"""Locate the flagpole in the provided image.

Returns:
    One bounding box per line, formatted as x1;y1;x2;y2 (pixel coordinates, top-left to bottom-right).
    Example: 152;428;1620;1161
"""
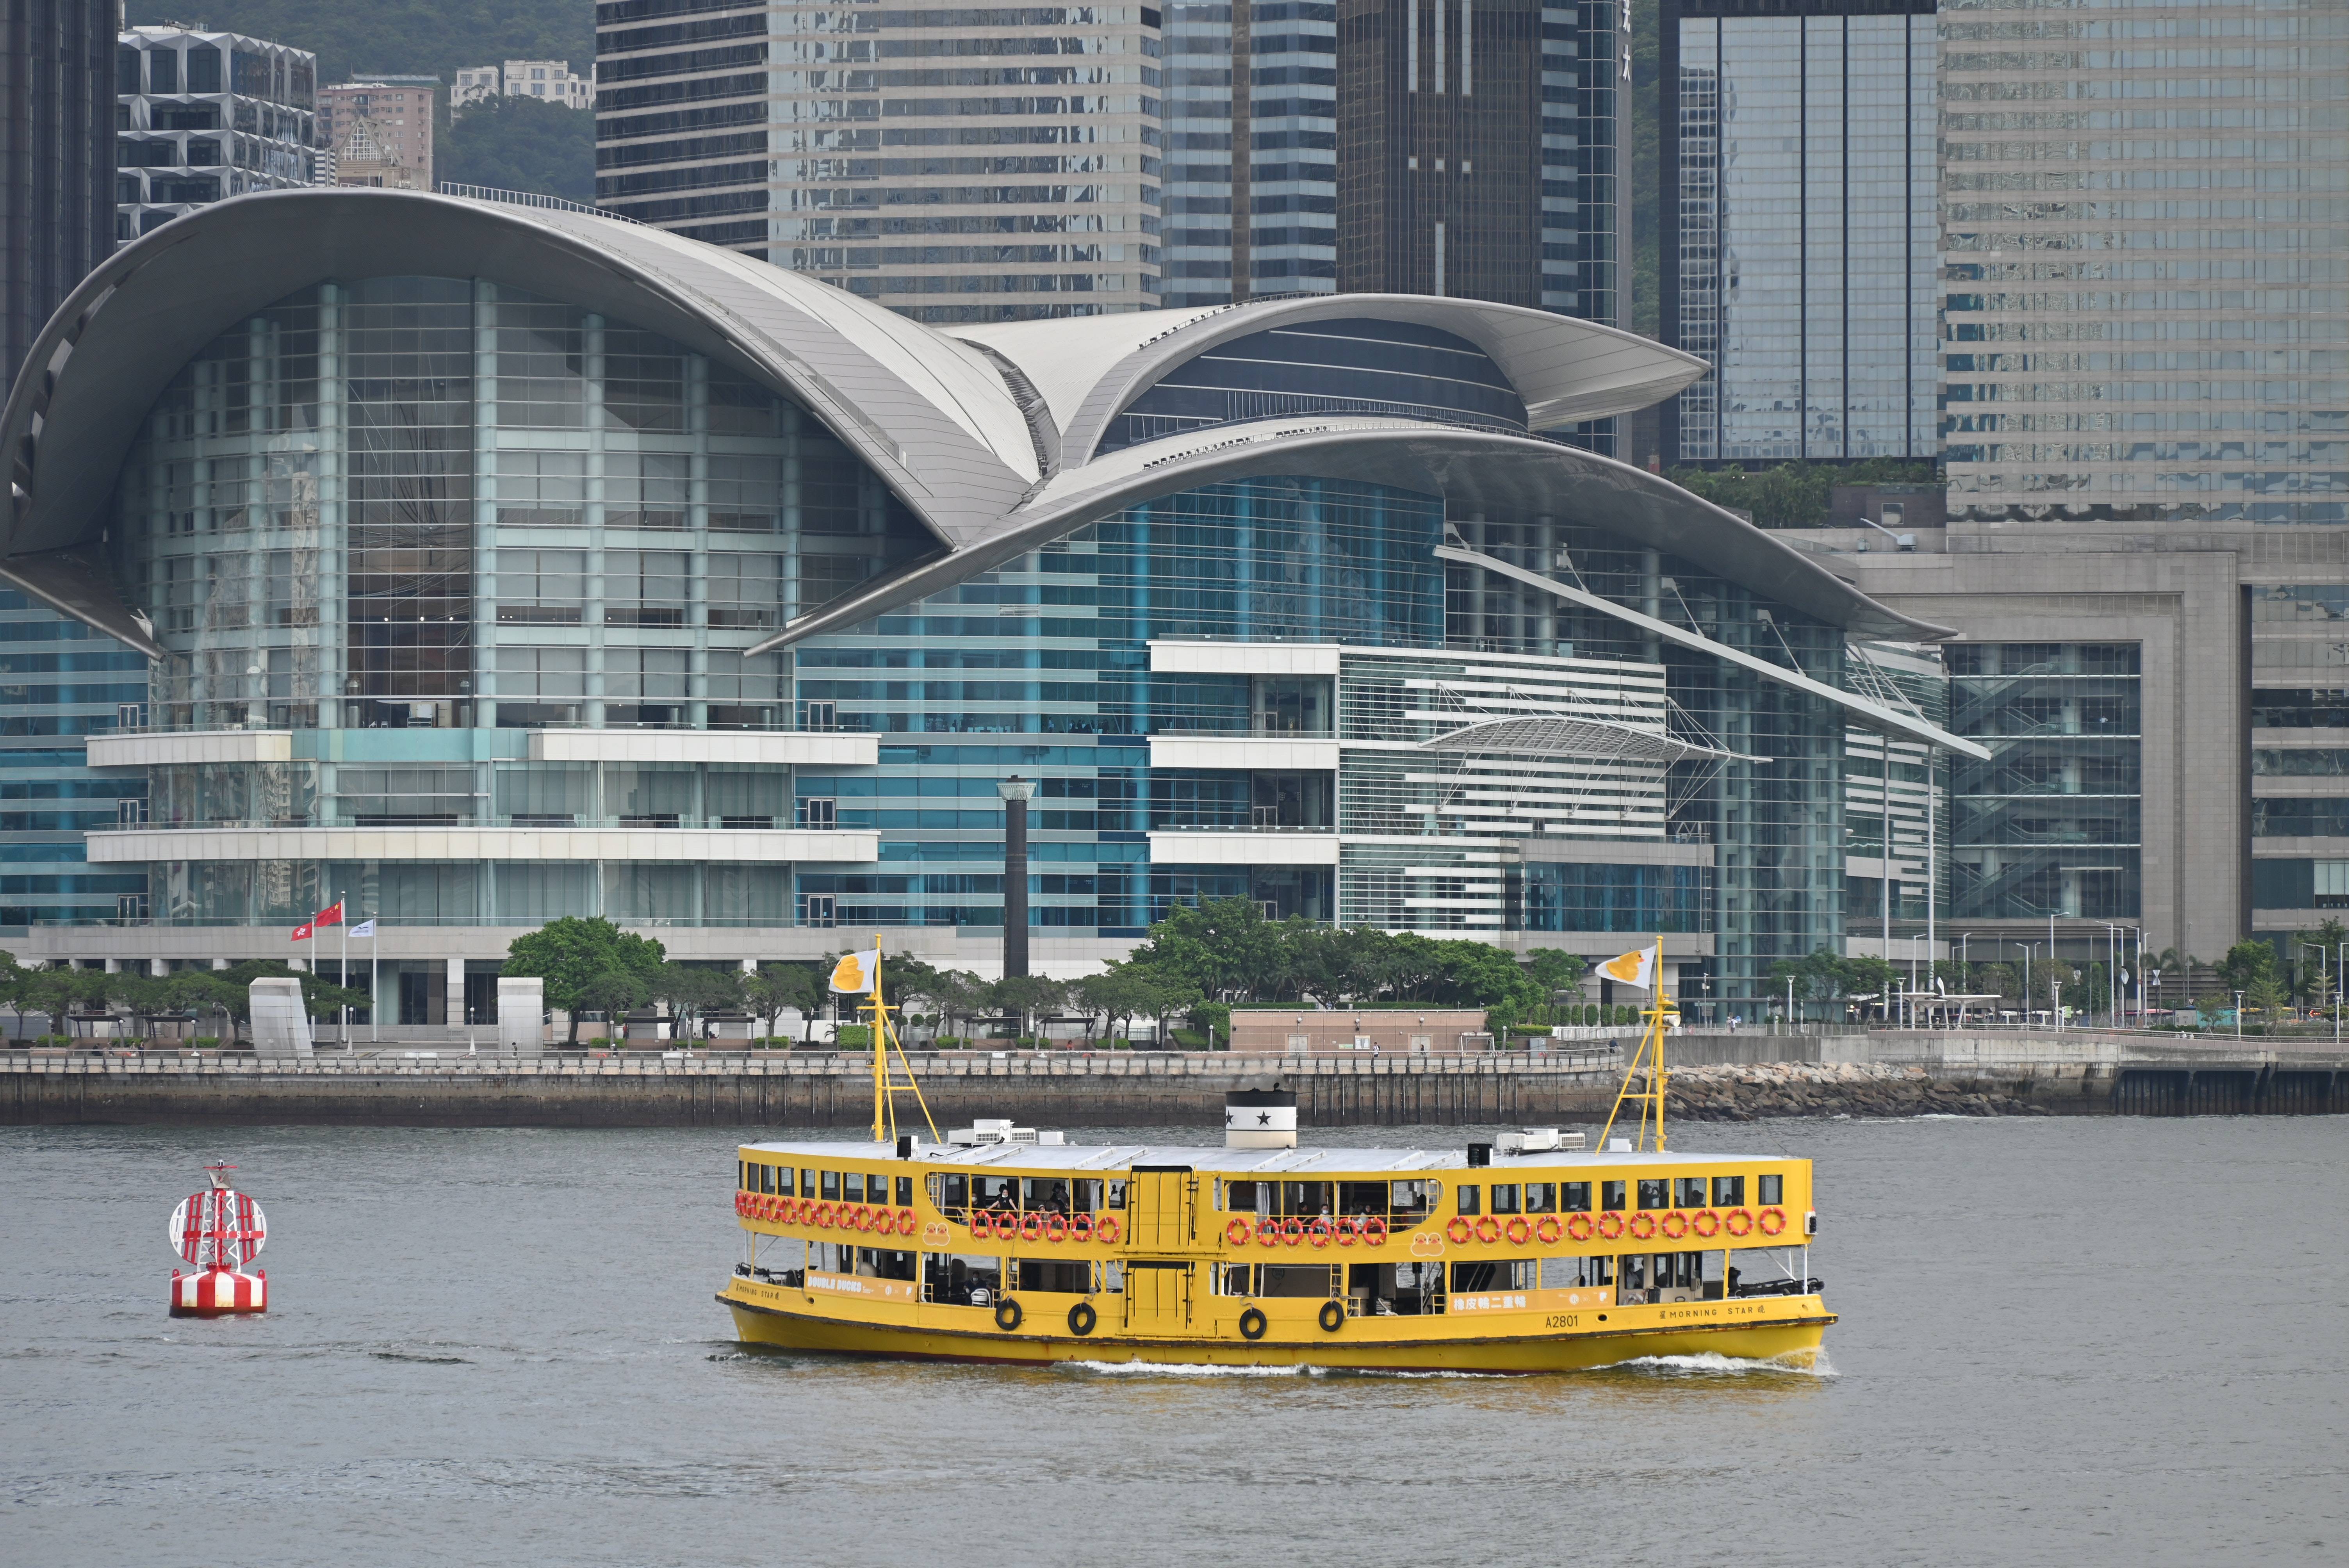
338;889;348;1048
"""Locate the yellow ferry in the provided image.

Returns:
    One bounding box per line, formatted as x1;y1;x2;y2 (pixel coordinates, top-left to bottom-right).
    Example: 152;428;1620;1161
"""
717;942;1831;1373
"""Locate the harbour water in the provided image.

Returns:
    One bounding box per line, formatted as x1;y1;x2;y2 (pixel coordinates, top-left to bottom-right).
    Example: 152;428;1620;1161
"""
3;1115;2342;1565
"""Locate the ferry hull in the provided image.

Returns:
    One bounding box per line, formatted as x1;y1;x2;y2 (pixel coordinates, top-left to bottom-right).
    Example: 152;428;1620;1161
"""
721;1290;1831;1375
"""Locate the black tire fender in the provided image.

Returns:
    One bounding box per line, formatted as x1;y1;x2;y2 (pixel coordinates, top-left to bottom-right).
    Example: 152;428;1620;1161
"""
1238;1306;1268;1341
1067;1301;1097;1336
1317;1299;1346;1334
994;1297;1023;1332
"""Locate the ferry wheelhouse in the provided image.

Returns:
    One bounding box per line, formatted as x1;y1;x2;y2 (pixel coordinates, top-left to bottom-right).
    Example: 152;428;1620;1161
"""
718;945;1831;1372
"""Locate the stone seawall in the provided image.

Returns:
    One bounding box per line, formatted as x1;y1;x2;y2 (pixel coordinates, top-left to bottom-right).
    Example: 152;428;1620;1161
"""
5;1036;2343;1127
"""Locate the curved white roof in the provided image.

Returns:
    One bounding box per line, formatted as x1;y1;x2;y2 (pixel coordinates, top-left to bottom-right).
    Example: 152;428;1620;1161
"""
0;188;1951;658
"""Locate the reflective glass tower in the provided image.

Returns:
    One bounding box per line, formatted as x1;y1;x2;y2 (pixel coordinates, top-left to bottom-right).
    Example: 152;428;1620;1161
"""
1940;0;2349;524
1660;0;1939;465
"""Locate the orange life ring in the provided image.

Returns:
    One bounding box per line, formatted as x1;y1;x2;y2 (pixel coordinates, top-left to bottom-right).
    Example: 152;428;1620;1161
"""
1308;1217;1333;1249
1627;1212;1657;1241
897;1206;917;1235
1690;1209;1721;1239
814;1201;836;1229
1504;1216;1532;1247
1335;1216;1358;1248
1474;1215;1501;1245
1362;1216;1388;1247
1071;1212;1095;1243
1722;1208;1754;1237
768;1196;785;1222
1226;1218;1252;1246
745;1194;762;1219
1445;1216;1474;1245
734;1192;747;1216
1281;1217;1305;1248
1566;1213;1595;1242
1256;1218;1281;1248
1019;1212;1044;1243
1757;1206;1787;1237
1095;1215;1121;1245
969;1211;995;1238
1044;1213;1069;1245
855;1205;879;1233
1595;1212;1625;1241
1535;1215;1563;1245
1659;1211;1690;1241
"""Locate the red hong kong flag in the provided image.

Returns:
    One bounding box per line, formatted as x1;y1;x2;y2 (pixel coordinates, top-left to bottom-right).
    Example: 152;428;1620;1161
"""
312;900;344;928
291;921;315;943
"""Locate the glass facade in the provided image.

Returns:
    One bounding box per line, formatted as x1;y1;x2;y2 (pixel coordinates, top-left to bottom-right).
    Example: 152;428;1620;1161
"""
1940;0;2349;524
0;590;150;932
1946;642;2142;921
594;2;1165;320
1160;0;1340;306
71;266;1914;1014
1336;0;1619;322
1663;0;1938;464
116;27;318;243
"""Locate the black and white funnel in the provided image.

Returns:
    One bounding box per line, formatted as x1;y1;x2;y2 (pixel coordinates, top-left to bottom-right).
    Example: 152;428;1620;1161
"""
1225;1084;1298;1149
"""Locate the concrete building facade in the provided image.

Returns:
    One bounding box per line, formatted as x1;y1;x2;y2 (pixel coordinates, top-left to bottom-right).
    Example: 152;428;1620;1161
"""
455;60;594;112
317;76;436;192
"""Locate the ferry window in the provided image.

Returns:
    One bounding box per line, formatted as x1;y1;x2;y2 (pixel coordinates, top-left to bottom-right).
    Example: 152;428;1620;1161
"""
932;1252;1002;1307
1280;1181;1333;1217
942;1174;968;1212
975;1176;1015;1212
1262;1264;1339;1298
1392;1181;1438;1217
1227;1181;1259;1212
1674;1177;1707;1209
1023;1177;1073;1212
801;1168;817;1198
843;1172;866;1204
738;1161;748;1191
1524;1182;1556;1214
1456;1185;1481;1216
1563;1181;1592;1213
1713;1175;1744;1208
760;1164;776;1195
821;1169;841;1201
1219;1263;1252;1297
1338;1181;1387;1216
1075;1178;1103;1213
862;1247;916;1282
1106;1180;1127;1209
1016;1259;1090;1294
1637;1179;1668;1211
1491;1183;1521;1215
1600;1181;1626;1212
1758;1173;1784;1206
1451;1259;1535;1293
1542;1254;1611;1288
896;1176;914;1208
775;1166;794;1195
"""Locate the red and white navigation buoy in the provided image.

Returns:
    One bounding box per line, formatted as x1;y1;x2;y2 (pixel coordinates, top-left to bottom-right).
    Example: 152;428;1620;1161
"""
168;1161;268;1317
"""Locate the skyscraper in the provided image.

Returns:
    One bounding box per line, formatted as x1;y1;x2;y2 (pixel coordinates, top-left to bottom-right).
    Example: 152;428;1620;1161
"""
1659;0;1938;465
1335;0;1619;323
116;27;319;242
2;0;114;399
594;3;1165;322
317;76;436;192
1941;0;2345;527
1159;2;1338;307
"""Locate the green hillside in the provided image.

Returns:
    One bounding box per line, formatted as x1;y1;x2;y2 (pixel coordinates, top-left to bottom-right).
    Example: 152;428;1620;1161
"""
125;1;592;88
442;96;595;205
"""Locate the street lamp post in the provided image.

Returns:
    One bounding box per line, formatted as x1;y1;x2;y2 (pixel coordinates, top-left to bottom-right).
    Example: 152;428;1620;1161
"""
2010;941;2039;1027
997;777;1034;981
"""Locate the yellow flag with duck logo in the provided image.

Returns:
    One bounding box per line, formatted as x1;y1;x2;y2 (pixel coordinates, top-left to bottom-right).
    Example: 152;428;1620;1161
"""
1597;945;1657;991
829;949;880;994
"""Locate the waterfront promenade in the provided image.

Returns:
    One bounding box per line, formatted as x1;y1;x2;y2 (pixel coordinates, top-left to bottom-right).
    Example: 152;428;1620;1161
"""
6;1032;2344;1125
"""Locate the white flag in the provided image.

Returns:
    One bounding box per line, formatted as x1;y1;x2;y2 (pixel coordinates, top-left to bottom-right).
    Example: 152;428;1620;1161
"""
348;919;376;938
1597;944;1657;991
828;949;880;994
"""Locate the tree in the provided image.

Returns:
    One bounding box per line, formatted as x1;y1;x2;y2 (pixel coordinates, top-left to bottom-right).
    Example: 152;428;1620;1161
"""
440;94;593;203
503;918;667;1043
1076;967;1165;1044
2294;918;2348;1011
988;975;1067;1042
743;962;824;1045
651;962;741;1041
1522;948;1588;999
2216;939;2286;1018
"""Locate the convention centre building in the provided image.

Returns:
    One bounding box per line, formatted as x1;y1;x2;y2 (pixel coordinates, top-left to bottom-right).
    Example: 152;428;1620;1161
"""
0;189;1977;1023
